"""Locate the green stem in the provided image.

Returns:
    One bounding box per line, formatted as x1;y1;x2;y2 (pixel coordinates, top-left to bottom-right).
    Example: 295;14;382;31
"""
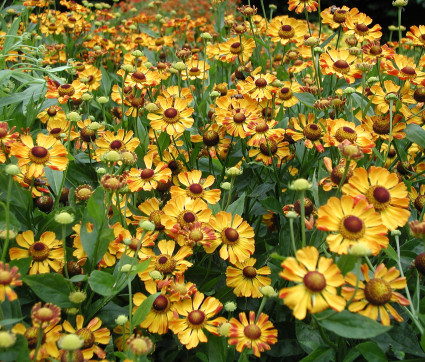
397;8;402;54
383;100;394;165
299;191;306;247
32;326;43;362
289;218;297;255
1;175;13;262
224;176;235;211
128;279;133;334
255;296;268;322
62;224;70;280
336;158;351;195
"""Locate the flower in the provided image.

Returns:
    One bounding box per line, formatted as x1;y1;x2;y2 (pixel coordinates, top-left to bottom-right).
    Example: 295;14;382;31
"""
228;311;278;357
10;133;68;178
58;334;84;351
317;195;388;255
267;16;308;46
207;211;255;264
215;36;256;64
127;154;171;192
9;230;63;274
342;263;409;326
32;302;61;326
0;262;22;301
226;258;271;298
279;246;346;320
148;95;194;135
169;291;225;349
288;0;318;14
362;113;406;141
342;166;410;230
319;49;362;84
344;12;382;43
95;129;140;161
237;73;277;101
170;170;221;204
127;335;153;355
62;315;111;360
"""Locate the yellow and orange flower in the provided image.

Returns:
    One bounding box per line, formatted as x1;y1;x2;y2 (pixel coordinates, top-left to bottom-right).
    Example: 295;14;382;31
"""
78;64;102;91
0;262;22;301
37;105;66;124
342;263;409;326
237;73;277;101
344;12;382;43
267;16;307;46
319;49;362;84
226;258;271;298
287;113;326;152
127;154;171;192
62;315;111;360
279;246;346;320
406;25;425;47
342;166;410;230
317;195;388;255
169;291;225;349
10;133;68;178
131;197;165;231
215;36;256;64
321;6;358;29
207;211;255;264
275;81;302;108
385;54;425;84
362;113;406;141
45;79;88;104
148;95;194;135
228;311;278;357
170;170;221;204
288;0;318;14
94;129;140;161
248;136;291;166
9;231;63;275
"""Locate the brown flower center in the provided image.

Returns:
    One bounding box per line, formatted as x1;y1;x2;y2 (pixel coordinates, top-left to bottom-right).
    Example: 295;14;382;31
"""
189;67;201;76
303;271;326;292
364;278;392;306
153;294;169;311
58;84;75;97
230;42;242;54
414;195;425;212
366;185;391;210
223;227;239;244
369;45;382;56
255;123;269;133
0;271;13;285
76;328;96;349
278;24;295;39
243;324;262;340
243;266;257;278
131;71;147;82
140;169;154;179
189;184;203;194
110;140;123;150
29;242;50;261
333;9;347;23
331;164;353;185
356;23;369;34
303;123;322;141
254;78;267;88
163;108;180;123
339;215;365;240
47;107;58;117
187;310;205;326
233;112;246;124
335;126;357;143
333;60;350;73
149;210;165;230
401;66;416;77
29;146;50;164
155;254;176;274
259;140;278;156
183;212;196;223
372;116;391;135
203;130;220;146
80;127;96;142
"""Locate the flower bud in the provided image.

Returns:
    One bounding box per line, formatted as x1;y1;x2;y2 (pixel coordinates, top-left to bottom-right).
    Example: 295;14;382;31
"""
55;212;75;225
259;285;277;298
97;96;109;104
348;242;372;257
0;331;16;348
343;87;356;95
81;93;93;101
145;103;159;112
105;150;121;162
121;64;135;73
58;334;84;351
290;178;311;191
221;182;231;190
121;264;134;273
69;291;87;304
224;301;237;312
226;167;243;177
149;270;163;280
139;220;155;231
201;32;212;40
217;322;231;336
115;315;128;326
304;37;319;47
173;62;187;71
5;164;20;176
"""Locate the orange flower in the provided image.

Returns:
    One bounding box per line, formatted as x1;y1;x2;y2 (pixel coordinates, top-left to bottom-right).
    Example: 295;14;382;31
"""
288;0;318;14
344;12;382;43
267;16;307;45
10;133;68;178
319;49;362;84
94;129;140;161
237;73;277;101
0;262;22;301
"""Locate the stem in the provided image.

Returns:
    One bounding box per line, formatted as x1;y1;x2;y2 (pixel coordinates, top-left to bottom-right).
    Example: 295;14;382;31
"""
62;224;70;279
224;176;235;211
289;218;297;255
383;100;394;165
397;8;402;54
336;158;351;195
299;191;306;247
1;175;13;262
255;296;268;322
32;326;43;362
128;279;133;334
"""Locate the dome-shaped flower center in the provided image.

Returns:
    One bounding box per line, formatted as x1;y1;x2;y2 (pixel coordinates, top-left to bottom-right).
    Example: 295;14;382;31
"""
80;127;96;142
372;116;390;135
35;307;54;321
223;227;239;243
189;229;204;242
303;271;326;292
255;123;269;133
364;278;392;305
294;197;314;216
30;146;50;164
331;164;353;185
47;107;58;116
155;38;165;46
414;87;425;103
279;87;293;100
107;141;123;151
356;23;369;34
183;212;196;223
401;66;416;77
49;128;62;137
259;140;278;156
233;112;246;124
58;84;75;97
128;238;140;251
333;60;350;73
29;242;50;261
303;123;322;141
131;71;147;82
366;185;391;210
335;126;357;143
414;195;425;211
187;310;206;326
123;86;132;94
203;130;220;146
230;42;242;54
333;9;347;23
189;67;201;76
189;183;203;195
369;45;382;56
76;328;96;349
254;78;267;88
339;215;365;240
278;24;295;39
243;266;257;279
153;294;169;311
243;324;262;340
163;108;180;123
155;254;176;274
140;169;154;179
0;271;12;285
262;107;273;120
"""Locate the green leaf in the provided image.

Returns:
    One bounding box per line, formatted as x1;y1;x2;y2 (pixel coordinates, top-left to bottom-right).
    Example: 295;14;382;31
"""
226;193;246;216
260;197;283;214
383;244;398;262
24;273;75;308
405;124;425;149
295;321;324;354
319;30;338;48
8;258;32;276
157;132;170;154
316;310;392;339
294;92;316;108
132;292;160;326
300;347;334;362
43;167;63;196
355;342;386;362
88;270;115;296
67;274;88;283
336;255;357;275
